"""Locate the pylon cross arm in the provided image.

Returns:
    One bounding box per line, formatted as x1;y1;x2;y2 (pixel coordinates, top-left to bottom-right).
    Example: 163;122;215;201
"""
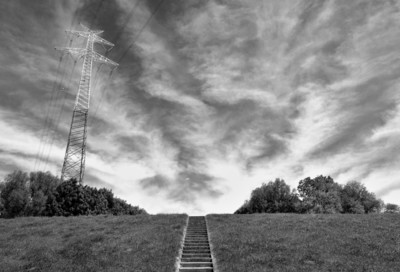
80;23;103;35
92;51;118;67
65;30;90;39
93;35;114;47
55;47;86;59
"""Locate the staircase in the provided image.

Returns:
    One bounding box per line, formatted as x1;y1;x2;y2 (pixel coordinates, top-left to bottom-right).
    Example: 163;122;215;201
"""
178;216;214;271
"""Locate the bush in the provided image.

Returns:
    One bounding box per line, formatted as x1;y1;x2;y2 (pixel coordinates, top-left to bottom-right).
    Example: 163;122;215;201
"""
46;179;147;216
28;171;60;216
385;203;400;213
298;176;342;214
235;179;299;214
235;175;384;215
112;197;147;215
341;181;382;214
0;170;30;218
0;170;146;217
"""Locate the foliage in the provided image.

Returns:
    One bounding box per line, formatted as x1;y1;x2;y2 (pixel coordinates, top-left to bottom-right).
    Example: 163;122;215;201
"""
298;175;343;214
236;175;385;215
0;170;30;217
385;203;400;213
28;171;60;216
235;179;299;214
0;170;146;218
0;182;5;216
341;181;382;214
112;197;147;215
47;179;147;216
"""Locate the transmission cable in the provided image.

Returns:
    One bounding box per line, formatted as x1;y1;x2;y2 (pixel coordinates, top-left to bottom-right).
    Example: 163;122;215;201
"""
110;0;141;45
34;56;69;171
90;69;115;126
91;0;164;125
117;0;165;63
42;60;78;172
37;57;71;171
33;56;64;171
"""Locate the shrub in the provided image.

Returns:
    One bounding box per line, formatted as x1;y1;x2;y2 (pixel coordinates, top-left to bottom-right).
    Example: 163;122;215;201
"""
0;170;146;217
385;203;400;213
0;170;30;218
341;181;382;214
46;179;147;216
112;197;147;215
297;176;342;214
235;179;299;214
28;171;60;216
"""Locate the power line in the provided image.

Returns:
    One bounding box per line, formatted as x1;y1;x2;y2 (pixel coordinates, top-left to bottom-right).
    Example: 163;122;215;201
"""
90;69;114;125
90;0;106;28
43;61;78;172
34;35;77;172
91;0;164;125
117;0;165;63
34;56;70;171
37;59;70;171
33;56;64;171
111;0;141;44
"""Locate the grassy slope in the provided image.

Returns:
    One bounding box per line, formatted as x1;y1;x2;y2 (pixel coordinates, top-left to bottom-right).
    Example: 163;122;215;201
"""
207;214;400;272
0;214;187;272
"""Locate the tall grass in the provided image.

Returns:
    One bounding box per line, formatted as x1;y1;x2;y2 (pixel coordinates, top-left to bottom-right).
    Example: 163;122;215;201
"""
207;214;400;272
0;214;187;272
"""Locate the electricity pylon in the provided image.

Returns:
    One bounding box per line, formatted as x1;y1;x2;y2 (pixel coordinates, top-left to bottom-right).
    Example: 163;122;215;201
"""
56;24;118;183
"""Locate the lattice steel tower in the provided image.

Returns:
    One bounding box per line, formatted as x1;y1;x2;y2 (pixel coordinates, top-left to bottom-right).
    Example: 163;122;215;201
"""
56;24;118;183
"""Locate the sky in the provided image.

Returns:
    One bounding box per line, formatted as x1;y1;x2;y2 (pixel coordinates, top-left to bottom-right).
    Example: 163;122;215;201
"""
1;0;400;215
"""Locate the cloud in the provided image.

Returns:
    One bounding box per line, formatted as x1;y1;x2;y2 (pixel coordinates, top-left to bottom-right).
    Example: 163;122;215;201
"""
1;0;400;214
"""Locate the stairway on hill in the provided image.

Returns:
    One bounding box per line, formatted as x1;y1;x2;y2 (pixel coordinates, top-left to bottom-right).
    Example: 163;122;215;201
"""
178;216;214;272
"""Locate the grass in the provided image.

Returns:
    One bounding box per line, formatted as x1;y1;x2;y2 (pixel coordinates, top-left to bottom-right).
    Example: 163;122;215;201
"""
207;214;400;272
0;214;187;272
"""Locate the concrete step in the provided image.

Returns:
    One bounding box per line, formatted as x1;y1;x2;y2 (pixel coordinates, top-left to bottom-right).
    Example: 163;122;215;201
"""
183;250;211;254
181;258;212;262
182;254;211;257
179;268;213;272
179;216;213;271
181;262;213;268
183;245;210;249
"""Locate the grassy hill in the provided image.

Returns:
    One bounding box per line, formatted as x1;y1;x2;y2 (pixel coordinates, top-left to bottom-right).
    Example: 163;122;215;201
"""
2;213;399;272
207;214;400;272
0;214;187;272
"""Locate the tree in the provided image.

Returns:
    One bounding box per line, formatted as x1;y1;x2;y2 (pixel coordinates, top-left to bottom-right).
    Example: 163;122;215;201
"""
0;169;147;217
385;203;400;213
0;170;30;217
297;175;342;214
235;178;299;214
46;179;147;216
341;181;382;214
52;179;91;216
111;197;147;215
28;171;60;216
235;200;251;214
0;182;5;216
85;185;108;215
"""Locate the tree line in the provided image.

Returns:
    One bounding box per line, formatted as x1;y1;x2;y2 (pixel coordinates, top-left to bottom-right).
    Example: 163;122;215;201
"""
235;175;400;214
0;170;147;218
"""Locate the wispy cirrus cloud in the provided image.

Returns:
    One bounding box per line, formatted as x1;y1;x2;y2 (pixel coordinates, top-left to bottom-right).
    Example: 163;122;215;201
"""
1;0;400;214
